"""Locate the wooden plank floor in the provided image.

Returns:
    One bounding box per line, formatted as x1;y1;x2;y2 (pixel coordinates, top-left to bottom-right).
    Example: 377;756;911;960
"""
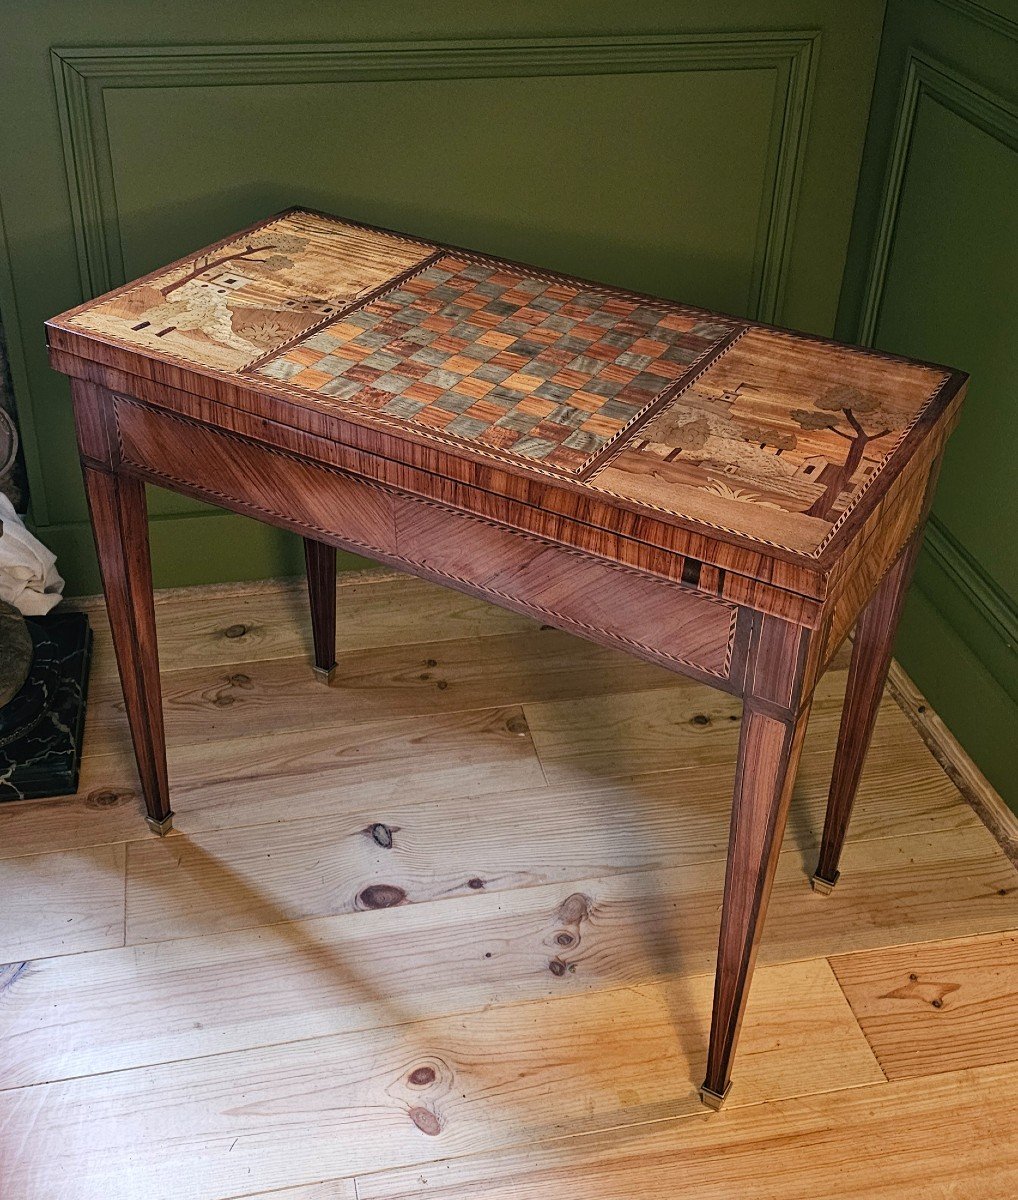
0;571;1015;1199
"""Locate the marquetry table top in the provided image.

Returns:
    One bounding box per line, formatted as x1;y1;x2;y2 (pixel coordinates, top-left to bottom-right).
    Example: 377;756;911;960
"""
47;207;966;573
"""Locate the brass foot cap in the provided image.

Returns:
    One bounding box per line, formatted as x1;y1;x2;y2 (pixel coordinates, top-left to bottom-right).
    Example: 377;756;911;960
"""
811;869;840;895
699;1082;731;1111
145;813;174;837
313;664;337;684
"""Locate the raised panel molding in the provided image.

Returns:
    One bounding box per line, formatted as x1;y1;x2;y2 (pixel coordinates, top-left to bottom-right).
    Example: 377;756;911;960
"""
50;32;820;324
855;49;1018;700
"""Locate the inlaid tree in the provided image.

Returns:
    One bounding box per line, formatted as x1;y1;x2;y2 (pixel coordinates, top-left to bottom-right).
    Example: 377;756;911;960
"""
792;386;893;519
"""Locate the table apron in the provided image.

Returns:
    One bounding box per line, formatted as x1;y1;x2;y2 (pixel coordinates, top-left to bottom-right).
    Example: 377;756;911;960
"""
105;392;749;691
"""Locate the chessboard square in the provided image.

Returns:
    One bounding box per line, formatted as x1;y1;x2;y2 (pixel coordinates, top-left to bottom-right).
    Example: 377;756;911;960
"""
557;334;592;355
344;363;383;384
503;372;544;393
569;390;606;413
692;318;737;338
494;409;539;434
462;399;505;424
645;358;685;380
452;376;495;400
441;354;479;375
445;414;492;439
565;354;603;377
421;315;456;333
490;351;529;371
474;362;513;384
401;326;433;346
466;310;502;329
579;376;623;398
481;425;525;451
658;311;699;332
533;380;574;405
499;317;532;336
485;299;517;317
361;350;404;372
628;371;669;397
304;330;344;353
600;362;637;384
449;320;483;339
511;436;556;460
287;346;325;367
460;342;498;363
488;384;525;408
433;391;476;415
516;396;557;419
598;330;633;350
413;405;457;431
313;351;358;372
478;330;516;349
411;346;449;368
521;357;561;380
562;428;607;453
344;310;379;330
404;382;444;403
615;351;655;371
381;396;429;419
552;368;589;389
291;367;335;390
542;314;576;334
431;335;468;355
509;338;545;359
582;413;620;437
661;343;697;364
373;372;413;395
599;398;642;421
632;337;669;356
423;368;463;389
258;358;304;381
547;404;589;429
317;376;362;399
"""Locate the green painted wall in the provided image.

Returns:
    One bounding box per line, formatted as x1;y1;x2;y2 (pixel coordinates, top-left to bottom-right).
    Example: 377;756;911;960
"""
0;0;884;590
837;0;1018;809
8;3;1013;805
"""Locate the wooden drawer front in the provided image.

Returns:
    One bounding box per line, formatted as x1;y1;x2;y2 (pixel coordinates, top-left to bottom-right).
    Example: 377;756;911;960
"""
114;397;739;682
392;498;738;679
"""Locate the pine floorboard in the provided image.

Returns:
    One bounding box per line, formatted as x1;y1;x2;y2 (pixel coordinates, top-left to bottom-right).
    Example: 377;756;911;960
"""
0;574;1015;1199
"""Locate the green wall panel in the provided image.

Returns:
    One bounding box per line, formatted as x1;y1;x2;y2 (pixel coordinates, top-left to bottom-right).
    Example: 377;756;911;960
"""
837;0;1018;809
0;1;883;595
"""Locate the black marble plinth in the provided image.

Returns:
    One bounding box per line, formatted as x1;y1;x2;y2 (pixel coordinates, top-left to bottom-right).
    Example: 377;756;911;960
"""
0;611;92;801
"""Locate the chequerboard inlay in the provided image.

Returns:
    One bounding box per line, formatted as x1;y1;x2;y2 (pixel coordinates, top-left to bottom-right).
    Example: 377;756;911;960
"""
252;253;741;474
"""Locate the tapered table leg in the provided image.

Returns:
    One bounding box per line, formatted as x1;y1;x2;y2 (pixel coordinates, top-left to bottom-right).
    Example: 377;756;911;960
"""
303;538;337;682
81;466;172;835
701;616;813;1109
812;534;923;893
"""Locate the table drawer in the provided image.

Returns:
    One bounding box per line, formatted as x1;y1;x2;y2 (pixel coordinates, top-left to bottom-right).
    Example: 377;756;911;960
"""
114;396;741;684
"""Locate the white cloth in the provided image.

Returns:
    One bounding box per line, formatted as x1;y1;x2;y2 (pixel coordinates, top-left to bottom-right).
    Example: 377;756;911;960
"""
0;493;64;615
